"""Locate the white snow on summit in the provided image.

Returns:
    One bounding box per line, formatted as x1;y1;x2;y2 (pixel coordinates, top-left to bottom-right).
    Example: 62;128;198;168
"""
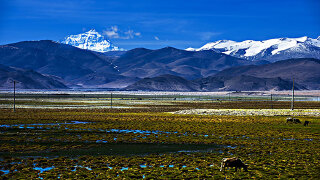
187;36;320;61
185;47;197;51
61;29;122;52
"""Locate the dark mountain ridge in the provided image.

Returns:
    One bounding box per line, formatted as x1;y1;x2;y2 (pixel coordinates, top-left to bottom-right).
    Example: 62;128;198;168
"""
0;40;319;90
0;64;68;89
125;74;200;91
126;58;318;91
213;58;320;89
114;46;267;80
0;40;130;88
0;41;267;89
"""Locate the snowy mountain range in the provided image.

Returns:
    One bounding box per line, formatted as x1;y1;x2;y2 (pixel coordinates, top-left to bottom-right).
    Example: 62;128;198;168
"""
60;29;122;52
61;30;320;62
1;40;320;90
187;36;320;62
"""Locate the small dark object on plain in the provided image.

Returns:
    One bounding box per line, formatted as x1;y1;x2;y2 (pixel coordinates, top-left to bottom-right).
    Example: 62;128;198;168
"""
304;121;310;126
293;118;301;123
220;157;248;172
286;117;293;123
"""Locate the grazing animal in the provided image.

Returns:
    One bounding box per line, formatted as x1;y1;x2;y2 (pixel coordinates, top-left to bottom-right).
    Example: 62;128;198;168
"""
293;118;301;123
220;157;248;172
286;117;293;123
304;121;310;126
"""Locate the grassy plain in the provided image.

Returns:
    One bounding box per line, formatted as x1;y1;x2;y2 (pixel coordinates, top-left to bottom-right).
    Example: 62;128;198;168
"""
0;93;319;179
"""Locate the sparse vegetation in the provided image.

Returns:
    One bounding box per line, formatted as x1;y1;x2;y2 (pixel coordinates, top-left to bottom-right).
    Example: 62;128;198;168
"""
0;95;319;179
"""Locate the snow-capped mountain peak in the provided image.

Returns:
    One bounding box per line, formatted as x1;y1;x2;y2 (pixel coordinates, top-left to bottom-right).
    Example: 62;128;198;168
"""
61;29;122;52
187;36;320;61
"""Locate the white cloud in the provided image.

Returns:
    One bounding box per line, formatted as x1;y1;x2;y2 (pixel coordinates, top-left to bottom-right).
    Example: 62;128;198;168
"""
103;26;141;39
124;30;135;39
154;36;160;40
135;32;141;36
104;31;119;39
103;26;120;39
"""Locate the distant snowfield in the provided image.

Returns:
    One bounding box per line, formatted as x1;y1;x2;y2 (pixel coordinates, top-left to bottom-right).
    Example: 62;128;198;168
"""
173;109;320;117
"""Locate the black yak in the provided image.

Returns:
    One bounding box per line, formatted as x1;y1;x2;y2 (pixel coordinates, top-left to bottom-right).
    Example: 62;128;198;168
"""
220;157;248;172
293;118;301;123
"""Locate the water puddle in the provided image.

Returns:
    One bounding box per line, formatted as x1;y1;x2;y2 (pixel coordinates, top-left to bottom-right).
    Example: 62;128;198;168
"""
72;165;92;171
1;163;204;177
120;167;129;171
2;121;314;144
105;129;176;135
34;166;55;173
0;121;91;129
96;140;108;143
279;137;314;141
0;169;9;175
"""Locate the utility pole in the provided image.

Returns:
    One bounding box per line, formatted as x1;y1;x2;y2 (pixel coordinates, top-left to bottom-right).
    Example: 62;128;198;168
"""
13;80;16;112
291;78;294;110
270;93;273;109
110;92;113;109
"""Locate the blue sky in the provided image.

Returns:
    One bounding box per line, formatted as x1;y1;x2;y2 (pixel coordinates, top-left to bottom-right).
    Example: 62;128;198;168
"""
1;0;319;49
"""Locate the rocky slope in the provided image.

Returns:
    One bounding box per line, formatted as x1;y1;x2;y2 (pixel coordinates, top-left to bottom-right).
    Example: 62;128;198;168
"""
0;40;125;88
114;47;267;80
126;74;304;91
213;58;320;89
125;74;200;91
0;64;67;89
125;58;319;91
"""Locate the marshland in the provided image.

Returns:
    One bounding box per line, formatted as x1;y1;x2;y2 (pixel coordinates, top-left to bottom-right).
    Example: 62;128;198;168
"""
0;91;319;179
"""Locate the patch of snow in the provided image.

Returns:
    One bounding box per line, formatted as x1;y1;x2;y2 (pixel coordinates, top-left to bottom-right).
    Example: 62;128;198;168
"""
295;36;308;42
245;39;279;56
222;50;233;55
271;38;297;55
308;37;320;47
185;47;196;51
198;40;237;51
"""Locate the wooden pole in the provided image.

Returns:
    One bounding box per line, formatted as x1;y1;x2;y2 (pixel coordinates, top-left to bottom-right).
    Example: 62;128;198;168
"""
111;92;113;109
270;93;273;109
291;78;294;110
13;80;16;112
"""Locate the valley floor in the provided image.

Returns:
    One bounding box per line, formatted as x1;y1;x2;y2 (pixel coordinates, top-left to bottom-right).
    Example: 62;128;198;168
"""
0;92;319;179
